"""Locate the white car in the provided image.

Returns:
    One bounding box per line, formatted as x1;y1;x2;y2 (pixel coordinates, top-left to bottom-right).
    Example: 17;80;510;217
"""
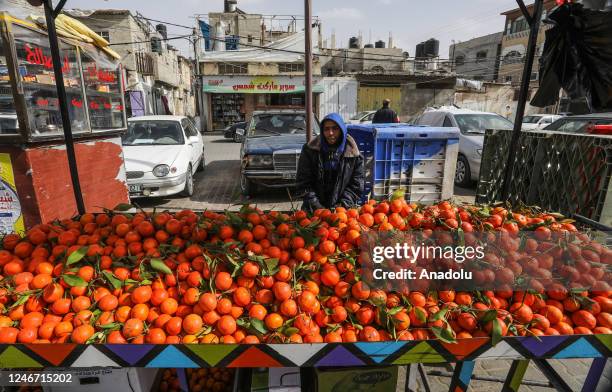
347;111;376;124
122;116;205;198
522;114;563;130
414;107;514;187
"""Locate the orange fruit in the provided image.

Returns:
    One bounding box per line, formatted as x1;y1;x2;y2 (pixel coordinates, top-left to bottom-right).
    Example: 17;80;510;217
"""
71;325;95;344
217;315;237;335
182;314;203;335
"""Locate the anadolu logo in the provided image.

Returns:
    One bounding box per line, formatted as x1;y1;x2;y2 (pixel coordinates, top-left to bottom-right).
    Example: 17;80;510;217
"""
352;371;392;384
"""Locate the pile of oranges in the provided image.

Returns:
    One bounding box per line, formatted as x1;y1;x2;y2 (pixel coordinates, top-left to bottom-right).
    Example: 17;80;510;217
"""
156;368;181;392
186;368;235;392
0;198;610;345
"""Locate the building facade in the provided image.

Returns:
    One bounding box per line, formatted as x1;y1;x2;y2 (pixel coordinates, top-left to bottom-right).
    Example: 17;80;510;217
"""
322;47;409;76
65;9;194;118
498;0;557;86
199;32;323;131
449;32;503;81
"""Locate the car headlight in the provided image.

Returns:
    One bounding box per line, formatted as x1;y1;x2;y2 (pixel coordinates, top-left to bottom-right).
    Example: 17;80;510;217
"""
153;164;170;177
245;155;273;168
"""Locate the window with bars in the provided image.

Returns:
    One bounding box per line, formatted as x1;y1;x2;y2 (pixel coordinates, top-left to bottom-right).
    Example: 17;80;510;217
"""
279;63;305;73
218;62;248;74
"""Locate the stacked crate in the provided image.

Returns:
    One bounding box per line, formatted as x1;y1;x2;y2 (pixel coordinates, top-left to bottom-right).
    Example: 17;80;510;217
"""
347;124;459;203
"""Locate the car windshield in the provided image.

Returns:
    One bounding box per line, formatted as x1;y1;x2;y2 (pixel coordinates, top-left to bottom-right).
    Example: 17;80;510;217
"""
123;121;184;146
523;115;542;124
249;113;319;137
350;111;370;120
544;118;612;133
454;114;513;134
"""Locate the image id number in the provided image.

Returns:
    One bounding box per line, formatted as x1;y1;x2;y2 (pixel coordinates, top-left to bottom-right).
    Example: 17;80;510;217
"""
6;372;73;385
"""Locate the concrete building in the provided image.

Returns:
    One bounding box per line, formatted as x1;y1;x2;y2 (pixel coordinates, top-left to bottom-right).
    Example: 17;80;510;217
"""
176;56;195;117
63;9;194;117
346;73;457;121
199;32;323;130
2;0;40;17
201;0;296;52
449;32;503;81
453;81;551;118
498;0;557;86
322;47;408;76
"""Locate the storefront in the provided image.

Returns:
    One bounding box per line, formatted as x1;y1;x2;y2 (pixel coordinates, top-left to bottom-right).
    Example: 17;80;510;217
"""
0;13;129;230
202;75;324;130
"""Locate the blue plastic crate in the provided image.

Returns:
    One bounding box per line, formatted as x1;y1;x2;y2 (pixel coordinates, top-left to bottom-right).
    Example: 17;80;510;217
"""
347;124;459;202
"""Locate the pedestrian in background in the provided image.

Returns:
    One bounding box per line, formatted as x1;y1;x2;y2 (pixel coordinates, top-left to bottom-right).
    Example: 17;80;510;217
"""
372;99;400;124
505;105;513;120
296;113;364;213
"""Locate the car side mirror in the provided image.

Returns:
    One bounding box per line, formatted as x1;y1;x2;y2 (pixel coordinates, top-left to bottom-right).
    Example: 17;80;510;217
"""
235;128;245;141
189;136;199;143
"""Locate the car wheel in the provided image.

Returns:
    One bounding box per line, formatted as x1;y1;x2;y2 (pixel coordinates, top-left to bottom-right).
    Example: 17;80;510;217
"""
454;154;472;187
240;173;256;197
181;164;194;197
197;152;205;172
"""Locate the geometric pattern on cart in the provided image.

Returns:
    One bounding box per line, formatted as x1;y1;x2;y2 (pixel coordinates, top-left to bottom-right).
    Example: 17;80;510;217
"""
0;335;609;368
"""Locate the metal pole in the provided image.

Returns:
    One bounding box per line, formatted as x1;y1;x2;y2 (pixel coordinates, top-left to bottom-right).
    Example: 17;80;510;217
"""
43;0;86;215
451;40;455;73
304;0;313;142
192;28;201;118
500;0;544;201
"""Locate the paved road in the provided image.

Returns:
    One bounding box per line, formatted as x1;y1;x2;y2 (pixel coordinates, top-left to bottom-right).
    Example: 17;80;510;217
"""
136;133;476;211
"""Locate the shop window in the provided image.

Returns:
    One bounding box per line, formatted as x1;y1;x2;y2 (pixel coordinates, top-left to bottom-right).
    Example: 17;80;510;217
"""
13;25;88;136
81;45;125;130
211;94;244;129
0;31;19;135
218;62;248;74
279;63;305;73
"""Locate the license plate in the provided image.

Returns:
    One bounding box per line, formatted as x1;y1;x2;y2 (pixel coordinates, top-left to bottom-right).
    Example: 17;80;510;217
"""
129;184;142;193
282;172;296;180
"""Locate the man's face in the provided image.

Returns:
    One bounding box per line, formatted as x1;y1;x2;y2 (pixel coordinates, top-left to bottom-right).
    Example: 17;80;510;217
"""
322;120;341;145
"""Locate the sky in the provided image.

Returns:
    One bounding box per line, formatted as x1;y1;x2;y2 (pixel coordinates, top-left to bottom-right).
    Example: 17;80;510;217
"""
58;0;521;57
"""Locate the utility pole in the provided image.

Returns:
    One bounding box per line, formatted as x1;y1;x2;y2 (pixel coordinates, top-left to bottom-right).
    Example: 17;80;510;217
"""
41;0;86;214
501;0;544;201
192;26;202;130
305;0;313;142
450;40;456;73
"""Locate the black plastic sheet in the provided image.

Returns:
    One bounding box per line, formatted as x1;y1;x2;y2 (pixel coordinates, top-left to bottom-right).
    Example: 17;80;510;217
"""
531;4;612;111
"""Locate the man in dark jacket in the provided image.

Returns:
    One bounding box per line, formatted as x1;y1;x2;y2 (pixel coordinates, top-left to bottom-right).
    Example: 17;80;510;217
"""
296;113;364;213
372;99;400;124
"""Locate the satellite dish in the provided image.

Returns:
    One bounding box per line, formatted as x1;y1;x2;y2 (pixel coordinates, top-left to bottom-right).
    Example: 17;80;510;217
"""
26;0;44;6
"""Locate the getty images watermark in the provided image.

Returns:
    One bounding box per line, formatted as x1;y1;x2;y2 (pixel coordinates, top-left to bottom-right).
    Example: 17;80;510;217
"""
359;229;611;293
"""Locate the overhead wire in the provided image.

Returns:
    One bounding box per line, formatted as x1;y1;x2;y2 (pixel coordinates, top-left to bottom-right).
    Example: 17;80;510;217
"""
124;14;525;64
89;12;536;85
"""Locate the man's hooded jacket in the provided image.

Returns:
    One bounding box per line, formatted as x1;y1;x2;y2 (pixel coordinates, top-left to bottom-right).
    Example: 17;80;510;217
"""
296;113;364;212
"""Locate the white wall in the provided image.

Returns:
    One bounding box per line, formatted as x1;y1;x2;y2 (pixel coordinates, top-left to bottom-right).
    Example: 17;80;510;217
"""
319;77;358;121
